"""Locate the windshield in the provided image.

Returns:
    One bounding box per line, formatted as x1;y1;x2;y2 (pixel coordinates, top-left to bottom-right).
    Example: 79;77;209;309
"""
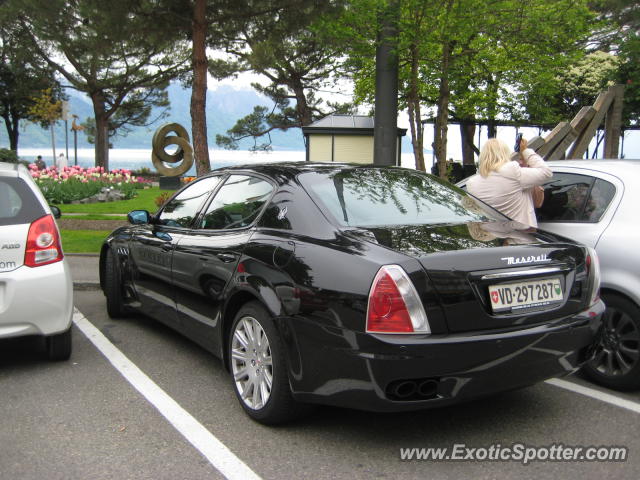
299;167;507;228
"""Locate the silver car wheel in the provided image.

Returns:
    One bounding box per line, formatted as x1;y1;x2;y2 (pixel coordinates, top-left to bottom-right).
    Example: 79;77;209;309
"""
231;315;273;410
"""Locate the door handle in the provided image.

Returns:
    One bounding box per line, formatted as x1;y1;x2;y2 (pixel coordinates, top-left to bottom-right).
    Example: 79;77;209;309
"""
161;243;175;252
217;253;237;263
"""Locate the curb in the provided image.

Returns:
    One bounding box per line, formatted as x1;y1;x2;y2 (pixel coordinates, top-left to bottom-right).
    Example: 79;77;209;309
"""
63;213;125;217
74;282;101;291
66;252;100;257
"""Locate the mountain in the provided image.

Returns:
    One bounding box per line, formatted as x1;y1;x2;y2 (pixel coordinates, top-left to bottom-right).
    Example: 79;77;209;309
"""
3;81;419;154
2;82;306;152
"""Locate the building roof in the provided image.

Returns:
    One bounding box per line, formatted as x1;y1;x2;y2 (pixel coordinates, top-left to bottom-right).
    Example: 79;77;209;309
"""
302;115;406;136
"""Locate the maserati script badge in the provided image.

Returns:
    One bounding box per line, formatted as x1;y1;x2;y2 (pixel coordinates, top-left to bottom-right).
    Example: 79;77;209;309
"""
500;254;550;265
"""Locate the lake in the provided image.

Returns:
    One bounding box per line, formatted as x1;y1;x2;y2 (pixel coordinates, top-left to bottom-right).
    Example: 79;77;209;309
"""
17;126;640;175
17;147;422;173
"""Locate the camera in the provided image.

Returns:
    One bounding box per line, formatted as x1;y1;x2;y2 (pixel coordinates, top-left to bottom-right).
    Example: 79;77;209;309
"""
514;133;523;152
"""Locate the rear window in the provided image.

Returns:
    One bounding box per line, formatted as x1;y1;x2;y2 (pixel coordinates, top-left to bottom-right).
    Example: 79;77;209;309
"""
299;168;506;227
0;177;45;226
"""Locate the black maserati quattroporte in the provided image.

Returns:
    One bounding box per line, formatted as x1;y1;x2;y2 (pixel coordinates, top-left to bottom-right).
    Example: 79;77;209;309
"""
100;163;604;424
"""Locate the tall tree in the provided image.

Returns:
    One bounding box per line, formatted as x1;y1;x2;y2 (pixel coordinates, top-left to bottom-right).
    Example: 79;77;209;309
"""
13;0;189;170
152;0;335;173
215;1;348;151
588;0;639;51
346;0;594;175
190;0;210;175
0;19;62;151
617;33;640;125
27;88;62;161
524;50;619;125
589;0;640;125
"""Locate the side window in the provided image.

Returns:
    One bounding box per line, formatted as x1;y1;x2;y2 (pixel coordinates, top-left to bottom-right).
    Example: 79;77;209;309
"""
200;175;274;230
584;178;616;222
157;176;221;228
537;173;594;222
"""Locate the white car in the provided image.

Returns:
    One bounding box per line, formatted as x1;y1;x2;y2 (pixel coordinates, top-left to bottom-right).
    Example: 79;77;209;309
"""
459;159;640;390
0;161;73;360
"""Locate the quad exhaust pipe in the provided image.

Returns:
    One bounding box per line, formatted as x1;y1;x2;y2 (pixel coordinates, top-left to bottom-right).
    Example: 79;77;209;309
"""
387;379;439;400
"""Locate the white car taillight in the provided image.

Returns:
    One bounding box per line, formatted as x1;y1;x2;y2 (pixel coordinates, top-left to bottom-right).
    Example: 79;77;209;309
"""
586;247;601;306
366;265;430;334
24;214;63;267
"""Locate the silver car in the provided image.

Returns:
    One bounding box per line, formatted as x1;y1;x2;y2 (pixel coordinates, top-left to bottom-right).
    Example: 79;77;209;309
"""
0;162;73;360
536;160;640;390
459;160;640;390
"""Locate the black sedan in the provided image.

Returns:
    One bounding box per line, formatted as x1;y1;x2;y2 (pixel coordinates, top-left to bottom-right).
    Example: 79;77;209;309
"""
100;163;604;424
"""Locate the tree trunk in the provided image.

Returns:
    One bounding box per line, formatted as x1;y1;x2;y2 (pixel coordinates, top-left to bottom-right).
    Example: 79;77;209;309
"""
407;43;425;171
460;120;477;165
292;80;312;126
191;0;210;176
486;75;499;139
487;120;497;139
91;92;110;171
10;123;18;151
2;113;19;151
434;42;451;178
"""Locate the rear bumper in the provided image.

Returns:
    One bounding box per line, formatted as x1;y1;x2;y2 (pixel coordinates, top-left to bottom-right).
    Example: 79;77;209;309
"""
282;301;604;411
0;259;73;338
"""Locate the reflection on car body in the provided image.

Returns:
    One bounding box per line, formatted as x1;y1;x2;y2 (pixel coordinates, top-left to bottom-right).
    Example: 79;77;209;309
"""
101;163;604;424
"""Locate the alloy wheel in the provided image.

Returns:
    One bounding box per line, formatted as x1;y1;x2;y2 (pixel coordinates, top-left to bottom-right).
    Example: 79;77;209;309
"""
231;315;273;410
590;305;640;377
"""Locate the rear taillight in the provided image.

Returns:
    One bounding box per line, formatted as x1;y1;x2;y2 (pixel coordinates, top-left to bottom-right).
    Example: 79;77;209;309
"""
24;214;63;267
366;265;430;334
586;247;601;306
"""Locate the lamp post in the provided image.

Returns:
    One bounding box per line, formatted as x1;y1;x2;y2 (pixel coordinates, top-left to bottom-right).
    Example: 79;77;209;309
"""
373;0;399;166
61;101;70;162
71;114;84;166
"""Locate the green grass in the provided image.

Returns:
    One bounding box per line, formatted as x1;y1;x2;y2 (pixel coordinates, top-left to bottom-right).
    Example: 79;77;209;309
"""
62;214;128;221
56;187;162;214
61;230;111;253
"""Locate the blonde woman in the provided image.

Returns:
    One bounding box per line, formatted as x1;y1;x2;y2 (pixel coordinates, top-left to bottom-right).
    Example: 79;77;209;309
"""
466;137;551;227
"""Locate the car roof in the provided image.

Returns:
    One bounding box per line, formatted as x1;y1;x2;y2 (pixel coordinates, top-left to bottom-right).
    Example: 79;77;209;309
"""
208;162;414;184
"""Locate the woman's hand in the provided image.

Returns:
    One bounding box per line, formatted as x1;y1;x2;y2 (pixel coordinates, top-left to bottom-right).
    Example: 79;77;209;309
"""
519;137;530;165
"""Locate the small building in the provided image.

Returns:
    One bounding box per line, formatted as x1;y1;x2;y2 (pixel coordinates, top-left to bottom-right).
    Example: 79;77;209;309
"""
302;115;406;165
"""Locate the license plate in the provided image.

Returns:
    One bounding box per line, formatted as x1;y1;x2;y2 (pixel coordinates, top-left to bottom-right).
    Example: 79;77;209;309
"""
488;277;563;313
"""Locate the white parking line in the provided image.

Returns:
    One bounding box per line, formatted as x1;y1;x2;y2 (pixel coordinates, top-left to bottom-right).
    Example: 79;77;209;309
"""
72;309;262;480
546;378;640;414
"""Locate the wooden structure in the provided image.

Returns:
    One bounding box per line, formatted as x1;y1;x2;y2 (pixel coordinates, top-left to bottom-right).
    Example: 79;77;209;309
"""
302;115;406;165
525;84;625;160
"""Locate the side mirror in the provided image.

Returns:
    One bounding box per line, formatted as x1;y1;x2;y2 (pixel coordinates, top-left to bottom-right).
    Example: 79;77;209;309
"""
128;209;151;225
50;205;61;219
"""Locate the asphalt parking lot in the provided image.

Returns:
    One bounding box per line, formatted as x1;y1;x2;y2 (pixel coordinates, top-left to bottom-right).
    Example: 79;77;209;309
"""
2;288;640;480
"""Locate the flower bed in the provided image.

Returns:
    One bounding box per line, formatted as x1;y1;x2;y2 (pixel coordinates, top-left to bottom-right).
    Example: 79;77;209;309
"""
29;164;150;204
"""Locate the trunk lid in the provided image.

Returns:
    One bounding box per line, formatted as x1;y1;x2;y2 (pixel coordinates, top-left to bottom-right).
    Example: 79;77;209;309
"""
345;221;591;333
0;224;28;272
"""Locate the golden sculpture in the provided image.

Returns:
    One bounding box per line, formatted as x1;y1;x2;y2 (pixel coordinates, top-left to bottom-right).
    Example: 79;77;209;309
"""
151;123;194;176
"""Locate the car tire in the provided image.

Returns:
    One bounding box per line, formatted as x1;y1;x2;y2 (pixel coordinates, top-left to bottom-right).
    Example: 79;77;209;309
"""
582;293;640;390
228;301;308;424
104;248;128;318
46;326;72;361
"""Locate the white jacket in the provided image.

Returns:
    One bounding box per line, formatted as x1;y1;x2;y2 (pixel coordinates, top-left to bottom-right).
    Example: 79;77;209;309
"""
466;149;552;227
